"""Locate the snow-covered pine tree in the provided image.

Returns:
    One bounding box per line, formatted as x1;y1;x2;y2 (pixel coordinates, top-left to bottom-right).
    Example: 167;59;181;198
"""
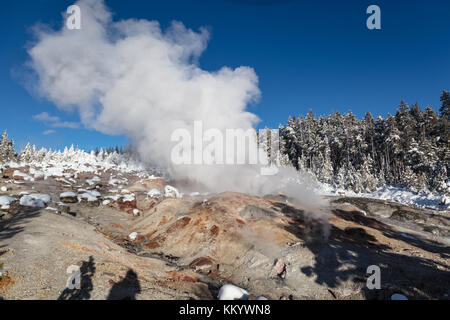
0;131;17;163
20;143;33;163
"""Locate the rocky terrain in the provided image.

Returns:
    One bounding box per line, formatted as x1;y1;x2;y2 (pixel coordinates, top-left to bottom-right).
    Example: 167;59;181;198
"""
0;162;449;300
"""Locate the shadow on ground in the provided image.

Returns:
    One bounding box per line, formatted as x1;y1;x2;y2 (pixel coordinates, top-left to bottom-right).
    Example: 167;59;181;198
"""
107;269;141;300
272;201;450;299
58;256;96;300
0;208;41;243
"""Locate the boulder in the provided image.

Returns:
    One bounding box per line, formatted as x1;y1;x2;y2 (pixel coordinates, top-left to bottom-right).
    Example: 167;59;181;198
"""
59;192;78;204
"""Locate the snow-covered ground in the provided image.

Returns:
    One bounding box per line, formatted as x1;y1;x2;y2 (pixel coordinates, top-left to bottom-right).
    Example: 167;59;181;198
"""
318;183;450;210
1;146;164;182
1;146;448;211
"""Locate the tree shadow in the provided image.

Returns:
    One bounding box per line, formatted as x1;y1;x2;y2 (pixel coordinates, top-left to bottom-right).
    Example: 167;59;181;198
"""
272;202;450;299
0;207;41;243
58;256;96;300
106;269;141;300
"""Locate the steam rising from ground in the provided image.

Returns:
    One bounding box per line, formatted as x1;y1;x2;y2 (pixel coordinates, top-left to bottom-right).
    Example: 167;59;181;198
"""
26;0;326;209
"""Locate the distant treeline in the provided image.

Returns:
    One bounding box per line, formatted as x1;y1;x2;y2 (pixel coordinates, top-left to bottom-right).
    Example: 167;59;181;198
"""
260;90;449;194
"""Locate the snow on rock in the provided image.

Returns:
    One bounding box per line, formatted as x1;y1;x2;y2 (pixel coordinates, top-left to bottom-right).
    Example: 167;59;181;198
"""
13;170;34;181
60;191;77;198
147;189;162;198
217;284;249;300
86;176;101;185
60;191;78;203
0;196;17;210
164;185;182;198
128;232;138;241
102;199;111;205
109;176;128;186
255;296;268;300
20;194;51;208
104;193;135;203
0;186;7;192
121;194;135;202
132;209;140;216
391;293;408;300
78;190;101;202
105;194;121;201
29;167;44;180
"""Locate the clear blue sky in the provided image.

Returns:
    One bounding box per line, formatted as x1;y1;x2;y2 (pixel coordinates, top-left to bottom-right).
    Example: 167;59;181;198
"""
1;0;449;151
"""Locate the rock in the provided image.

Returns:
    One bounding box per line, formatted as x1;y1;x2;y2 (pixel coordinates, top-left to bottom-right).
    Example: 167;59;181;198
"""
189;256;215;273
13;170;33;181
117;195;137;213
56;202;70;213
272;259;286;279
218;284;249;300
1;167;14;179
79;198;100;207
59;192;78;203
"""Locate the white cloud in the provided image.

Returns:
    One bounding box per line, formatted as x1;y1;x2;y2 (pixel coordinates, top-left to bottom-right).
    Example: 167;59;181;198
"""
33;112;59;122
42;129;56;135
50;121;80;129
32;112;79;129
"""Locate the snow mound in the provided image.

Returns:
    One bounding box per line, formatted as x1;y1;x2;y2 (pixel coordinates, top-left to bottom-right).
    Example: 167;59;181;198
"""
20;194;51;208
217;284;249;300
164;185;182;198
128;232;138;240
78;190;101;202
147;189;162;198
0;196;17;209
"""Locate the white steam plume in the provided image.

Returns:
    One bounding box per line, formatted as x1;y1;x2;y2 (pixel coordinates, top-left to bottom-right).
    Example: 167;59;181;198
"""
26;0;326;209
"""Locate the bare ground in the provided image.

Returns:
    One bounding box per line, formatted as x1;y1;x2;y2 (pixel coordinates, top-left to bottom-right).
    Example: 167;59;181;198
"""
0;168;449;300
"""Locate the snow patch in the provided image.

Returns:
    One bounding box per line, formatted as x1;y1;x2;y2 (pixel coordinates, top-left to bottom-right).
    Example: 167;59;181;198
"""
218;284;249;300
20;193;51;208
0;196;17;209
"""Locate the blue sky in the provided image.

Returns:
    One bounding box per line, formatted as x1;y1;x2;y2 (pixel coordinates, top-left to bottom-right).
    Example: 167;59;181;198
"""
0;0;449;151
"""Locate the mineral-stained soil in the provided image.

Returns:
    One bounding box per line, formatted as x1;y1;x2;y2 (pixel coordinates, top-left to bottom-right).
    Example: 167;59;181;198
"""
0;167;449;300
